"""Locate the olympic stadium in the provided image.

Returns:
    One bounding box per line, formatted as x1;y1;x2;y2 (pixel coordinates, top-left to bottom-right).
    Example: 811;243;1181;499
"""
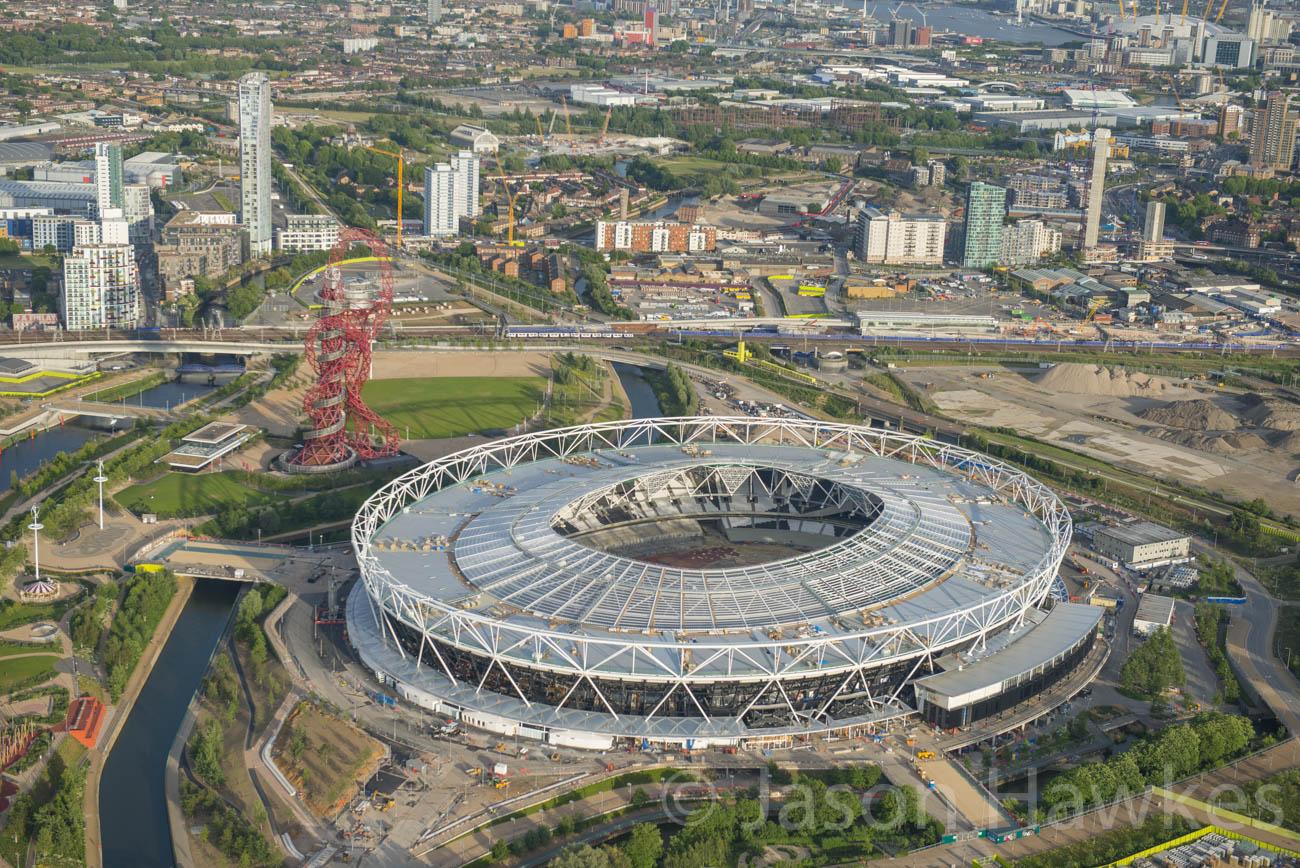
347;417;1100;751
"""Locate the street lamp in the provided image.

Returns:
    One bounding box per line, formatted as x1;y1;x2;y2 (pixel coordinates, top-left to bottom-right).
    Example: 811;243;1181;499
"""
28;506;43;581
94;460;107;530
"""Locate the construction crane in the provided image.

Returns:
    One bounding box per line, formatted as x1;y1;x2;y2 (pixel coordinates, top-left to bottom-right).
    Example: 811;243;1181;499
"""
1202;0;1214;20
1117;0;1127;21
1084;297;1108;322
559;95;574;138
1167;73;1187;130
365;145;405;248
494;162;524;247
535;114;546;144
597;106;613;145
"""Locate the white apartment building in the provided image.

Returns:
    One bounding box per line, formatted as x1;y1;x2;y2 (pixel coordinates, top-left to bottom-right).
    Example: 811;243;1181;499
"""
856;207;946;266
93;142;124;217
276;214;341;253
123;184;154;246
423;151;480;236
1000;220;1062;266
61;244;140;330
33;215;101;252
238;72;273;257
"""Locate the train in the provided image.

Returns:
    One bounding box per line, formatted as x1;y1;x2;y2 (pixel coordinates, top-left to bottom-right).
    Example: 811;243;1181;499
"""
503;326;638;339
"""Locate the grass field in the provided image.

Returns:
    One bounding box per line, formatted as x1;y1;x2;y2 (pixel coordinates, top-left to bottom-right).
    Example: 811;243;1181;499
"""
361;376;545;439
115;472;266;516
0;655;59;692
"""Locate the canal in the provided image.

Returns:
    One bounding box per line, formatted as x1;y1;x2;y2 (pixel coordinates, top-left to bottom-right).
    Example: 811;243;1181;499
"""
100;579;241;868
0;376;219;497
612;362;663;420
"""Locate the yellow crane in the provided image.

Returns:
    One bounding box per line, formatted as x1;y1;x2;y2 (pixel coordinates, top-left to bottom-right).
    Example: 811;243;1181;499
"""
560;96;573;138
1084;297;1108;322
600;105;616;144
1167;74;1187;131
1214;0;1230;23
535;114;545;143
365;145;405;248
494;162;524;247
1180;0;1189;22
1117;0;1127;21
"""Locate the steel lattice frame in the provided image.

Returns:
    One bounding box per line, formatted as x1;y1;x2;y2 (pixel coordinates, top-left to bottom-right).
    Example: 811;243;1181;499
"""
292;228;399;466
351;417;1072;739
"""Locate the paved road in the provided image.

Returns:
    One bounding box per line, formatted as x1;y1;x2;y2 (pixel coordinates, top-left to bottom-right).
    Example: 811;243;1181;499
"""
1216;547;1300;734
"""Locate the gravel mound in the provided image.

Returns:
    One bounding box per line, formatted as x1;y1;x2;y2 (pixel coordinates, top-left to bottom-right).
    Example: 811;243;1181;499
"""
1239;394;1300;432
1038;363;1177;397
1138;399;1239;431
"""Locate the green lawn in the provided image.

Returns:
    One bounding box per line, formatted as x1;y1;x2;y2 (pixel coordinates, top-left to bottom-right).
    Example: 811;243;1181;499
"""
0;655;59;692
361;376;545;439
115;471;266;517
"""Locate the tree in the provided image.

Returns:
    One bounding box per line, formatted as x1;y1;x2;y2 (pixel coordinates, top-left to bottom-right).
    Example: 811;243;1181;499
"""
623;823;663;868
1120;627;1185;699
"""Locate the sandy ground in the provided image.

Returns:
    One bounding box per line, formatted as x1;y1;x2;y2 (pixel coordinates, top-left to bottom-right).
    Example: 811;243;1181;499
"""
234;376;310;437
905;365;1300;513
371;350;551;380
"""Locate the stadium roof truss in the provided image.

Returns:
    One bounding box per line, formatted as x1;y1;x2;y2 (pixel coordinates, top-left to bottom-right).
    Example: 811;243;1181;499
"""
352;417;1071;737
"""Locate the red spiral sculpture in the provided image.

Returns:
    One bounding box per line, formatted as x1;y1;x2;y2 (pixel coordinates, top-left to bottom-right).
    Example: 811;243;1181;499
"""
290;228;399;467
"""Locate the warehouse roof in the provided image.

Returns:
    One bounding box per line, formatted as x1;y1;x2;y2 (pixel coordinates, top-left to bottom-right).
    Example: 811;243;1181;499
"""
1096;521;1187;547
1134;593;1175;627
0;142;55;165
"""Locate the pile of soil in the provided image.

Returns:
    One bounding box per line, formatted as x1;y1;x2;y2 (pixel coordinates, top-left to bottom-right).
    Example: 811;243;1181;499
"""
1240;393;1300;432
1038;363;1178;397
1138;399;1239;431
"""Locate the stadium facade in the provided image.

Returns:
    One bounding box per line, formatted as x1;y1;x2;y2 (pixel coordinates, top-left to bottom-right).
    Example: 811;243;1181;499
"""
348;417;1090;750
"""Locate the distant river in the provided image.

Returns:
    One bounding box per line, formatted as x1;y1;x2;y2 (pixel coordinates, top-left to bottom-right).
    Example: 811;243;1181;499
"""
838;1;1087;45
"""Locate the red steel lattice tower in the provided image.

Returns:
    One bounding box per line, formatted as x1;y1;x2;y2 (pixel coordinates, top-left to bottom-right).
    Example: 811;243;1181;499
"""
291;228;399;467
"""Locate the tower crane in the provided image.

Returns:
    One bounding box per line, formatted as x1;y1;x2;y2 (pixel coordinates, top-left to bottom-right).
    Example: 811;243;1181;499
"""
365;145;405;248
494;162;524;247
1167;73;1187;129
535;114;546;144
559;95;574;139
598;106;613;145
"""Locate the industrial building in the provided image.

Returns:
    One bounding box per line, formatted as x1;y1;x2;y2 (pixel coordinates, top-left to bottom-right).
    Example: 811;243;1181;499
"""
855;310;999;335
1092;521;1190;568
448;124;500;155
1133;593;1176;637
348;418;1074;749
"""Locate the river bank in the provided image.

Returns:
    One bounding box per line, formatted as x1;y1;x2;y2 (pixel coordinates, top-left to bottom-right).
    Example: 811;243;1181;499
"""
97;579;241;868
85;573;195;868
